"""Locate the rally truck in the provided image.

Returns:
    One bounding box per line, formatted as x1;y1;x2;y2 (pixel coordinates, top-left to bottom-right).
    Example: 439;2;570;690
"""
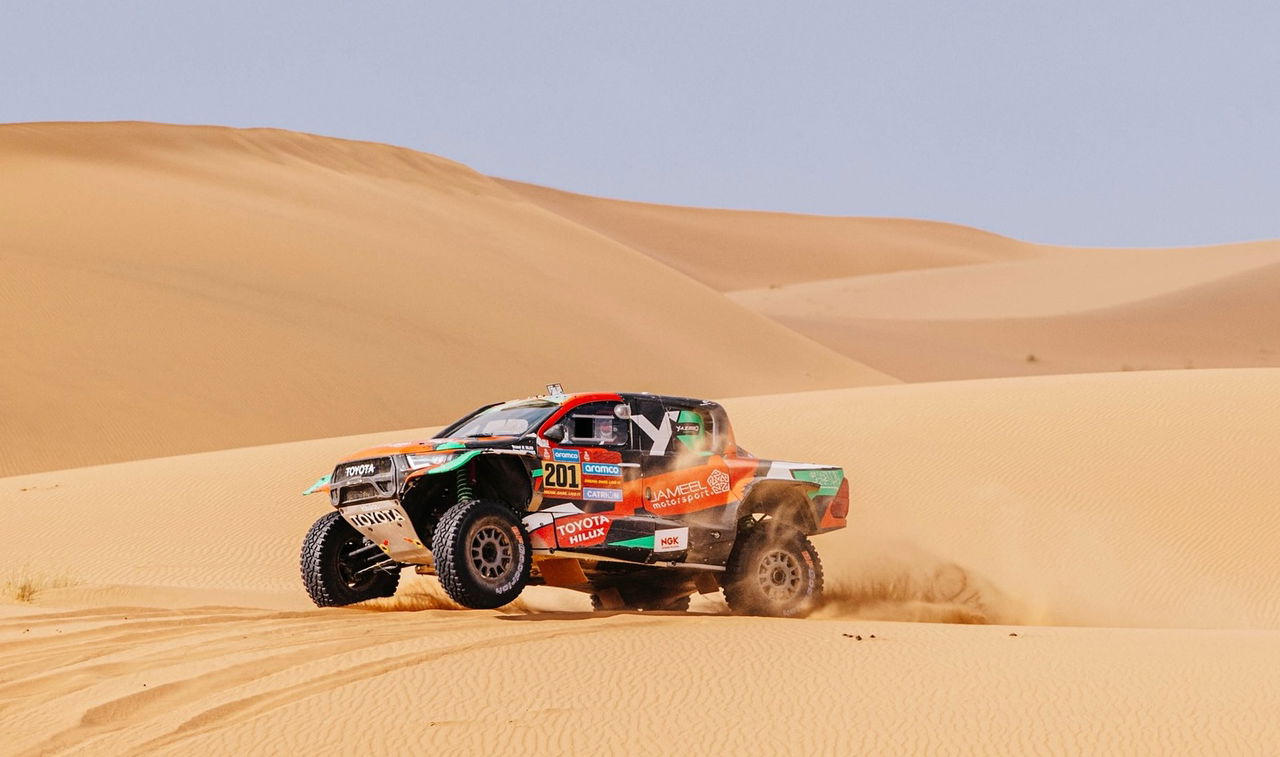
300;390;849;617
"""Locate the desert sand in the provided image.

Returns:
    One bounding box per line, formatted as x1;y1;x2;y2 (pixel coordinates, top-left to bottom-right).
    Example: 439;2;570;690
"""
0;122;891;477
4;123;1280;755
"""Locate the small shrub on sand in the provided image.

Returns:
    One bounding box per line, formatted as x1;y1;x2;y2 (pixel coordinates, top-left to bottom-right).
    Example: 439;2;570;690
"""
12;578;37;603
3;569;77;603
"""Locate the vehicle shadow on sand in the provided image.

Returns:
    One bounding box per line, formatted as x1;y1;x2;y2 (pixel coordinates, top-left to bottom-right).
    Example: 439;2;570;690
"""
497;609;721;622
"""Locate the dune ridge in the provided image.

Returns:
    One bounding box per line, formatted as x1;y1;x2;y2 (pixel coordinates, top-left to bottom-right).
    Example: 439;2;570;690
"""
755;259;1280;381
500;178;1043;291
0;121;890;477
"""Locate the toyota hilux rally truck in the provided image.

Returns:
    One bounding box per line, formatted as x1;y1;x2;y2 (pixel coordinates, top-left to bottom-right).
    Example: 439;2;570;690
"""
300;389;849;617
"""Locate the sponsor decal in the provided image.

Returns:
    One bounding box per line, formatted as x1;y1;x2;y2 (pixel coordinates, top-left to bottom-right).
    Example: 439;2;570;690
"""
581;461;624;489
582;477;622;490
344;462;377;478
542;461;582;497
674;422;701;436
347;508;405;527
582;487;623;502
790;467;844;495
641;464;732;513
552;448;581;463
555;514;610;547
631;410;678;454
581;449;622;464
648;479;711;510
511;445;534;453
654;527;689;553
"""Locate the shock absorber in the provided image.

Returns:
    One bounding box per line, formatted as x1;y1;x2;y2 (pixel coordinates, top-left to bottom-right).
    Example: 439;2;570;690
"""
456;467;475;505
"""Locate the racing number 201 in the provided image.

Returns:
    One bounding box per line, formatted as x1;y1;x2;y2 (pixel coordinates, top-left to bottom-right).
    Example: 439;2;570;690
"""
544;462;580;490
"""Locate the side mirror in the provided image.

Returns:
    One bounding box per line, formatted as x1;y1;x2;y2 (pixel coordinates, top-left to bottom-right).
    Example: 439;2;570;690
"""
543;424;567;443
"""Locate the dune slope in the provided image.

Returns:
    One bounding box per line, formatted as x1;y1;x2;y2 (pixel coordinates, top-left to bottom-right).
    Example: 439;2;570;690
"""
0;122;890;477
752;260;1280;382
500;179;1041;290
3;370;1278;624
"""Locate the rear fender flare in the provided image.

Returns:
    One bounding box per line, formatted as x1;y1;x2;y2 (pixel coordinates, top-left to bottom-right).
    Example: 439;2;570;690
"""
731;478;821;534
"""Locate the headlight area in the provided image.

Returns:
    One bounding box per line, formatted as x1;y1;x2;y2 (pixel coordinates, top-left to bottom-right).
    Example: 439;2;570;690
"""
404;452;456;470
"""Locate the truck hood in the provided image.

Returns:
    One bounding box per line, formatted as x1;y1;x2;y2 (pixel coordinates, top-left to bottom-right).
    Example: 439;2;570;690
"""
336;435;526;462
303;434;532;496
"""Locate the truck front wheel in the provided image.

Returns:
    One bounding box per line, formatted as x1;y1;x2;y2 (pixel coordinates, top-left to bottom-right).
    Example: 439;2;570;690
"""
431;499;532;609
300;511;400;607
724;527;823;617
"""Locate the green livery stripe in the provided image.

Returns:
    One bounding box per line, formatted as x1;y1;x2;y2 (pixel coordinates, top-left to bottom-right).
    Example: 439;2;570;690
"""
435;442;466;450
425;449;482;474
302;474;332;496
610;535;654;549
531;468;544;478
791;468;844;497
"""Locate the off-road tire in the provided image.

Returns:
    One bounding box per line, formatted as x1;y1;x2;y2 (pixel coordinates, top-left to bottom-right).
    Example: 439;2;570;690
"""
431;499;532;609
590;592;692;612
723;526;823;617
300;511;400;607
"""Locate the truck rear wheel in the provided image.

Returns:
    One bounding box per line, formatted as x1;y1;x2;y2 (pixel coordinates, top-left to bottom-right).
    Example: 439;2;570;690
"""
300;511;400;607
431;499;532;609
724;527;823;617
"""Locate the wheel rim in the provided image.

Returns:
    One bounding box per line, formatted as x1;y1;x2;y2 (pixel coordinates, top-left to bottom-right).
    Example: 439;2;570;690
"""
756;549;803;602
334;534;377;590
467;517;515;586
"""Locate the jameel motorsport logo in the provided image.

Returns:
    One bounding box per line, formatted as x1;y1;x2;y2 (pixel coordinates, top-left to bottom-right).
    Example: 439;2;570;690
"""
706;469;730;494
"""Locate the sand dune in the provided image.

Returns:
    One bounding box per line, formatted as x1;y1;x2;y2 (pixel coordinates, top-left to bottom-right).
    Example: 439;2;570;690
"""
9;122;1275;478
0;122;890;477
731;241;1280;321
753;260;1280;381
500;179;1042;290
3;369;1280;752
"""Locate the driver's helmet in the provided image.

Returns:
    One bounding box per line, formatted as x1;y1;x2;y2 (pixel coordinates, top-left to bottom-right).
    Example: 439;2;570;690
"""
596;417;620;444
674;410;710;453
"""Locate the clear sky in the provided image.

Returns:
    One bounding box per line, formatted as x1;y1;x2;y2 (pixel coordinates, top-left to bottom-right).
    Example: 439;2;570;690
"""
3;1;1277;246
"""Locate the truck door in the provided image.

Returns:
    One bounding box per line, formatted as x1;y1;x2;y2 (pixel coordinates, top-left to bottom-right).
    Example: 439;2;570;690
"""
533;400;636;553
633;400;734;560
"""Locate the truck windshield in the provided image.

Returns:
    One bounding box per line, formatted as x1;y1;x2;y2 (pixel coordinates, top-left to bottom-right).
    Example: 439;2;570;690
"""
437;399;559;438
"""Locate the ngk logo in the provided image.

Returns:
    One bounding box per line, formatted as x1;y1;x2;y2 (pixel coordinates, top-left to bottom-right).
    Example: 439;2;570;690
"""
653;527;688;553
556;514;610;547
